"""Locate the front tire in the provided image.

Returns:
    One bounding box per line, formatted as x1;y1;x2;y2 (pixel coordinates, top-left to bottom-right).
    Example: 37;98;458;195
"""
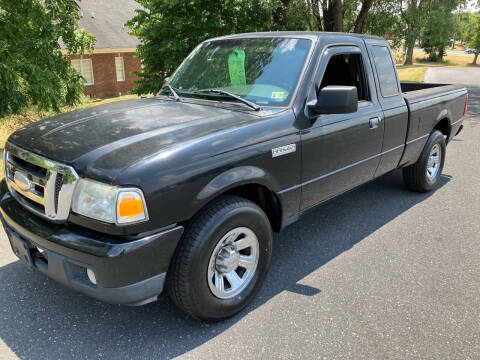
166;195;272;321
403;130;446;192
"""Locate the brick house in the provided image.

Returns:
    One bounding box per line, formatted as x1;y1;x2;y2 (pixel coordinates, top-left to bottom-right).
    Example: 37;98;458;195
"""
63;0;142;98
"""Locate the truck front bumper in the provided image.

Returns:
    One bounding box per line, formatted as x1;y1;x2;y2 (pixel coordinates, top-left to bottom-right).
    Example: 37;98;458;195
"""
0;180;183;306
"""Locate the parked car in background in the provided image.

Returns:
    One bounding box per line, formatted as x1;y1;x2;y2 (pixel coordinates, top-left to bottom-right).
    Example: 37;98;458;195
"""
465;48;475;54
0;32;468;321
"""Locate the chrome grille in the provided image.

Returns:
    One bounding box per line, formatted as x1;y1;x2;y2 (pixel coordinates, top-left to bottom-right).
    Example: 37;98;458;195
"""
4;143;79;222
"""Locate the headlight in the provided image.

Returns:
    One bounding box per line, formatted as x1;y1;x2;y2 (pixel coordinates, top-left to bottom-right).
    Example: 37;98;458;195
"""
72;179;148;224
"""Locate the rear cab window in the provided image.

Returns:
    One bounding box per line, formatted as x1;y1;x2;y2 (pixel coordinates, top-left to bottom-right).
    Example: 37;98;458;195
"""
370;46;399;97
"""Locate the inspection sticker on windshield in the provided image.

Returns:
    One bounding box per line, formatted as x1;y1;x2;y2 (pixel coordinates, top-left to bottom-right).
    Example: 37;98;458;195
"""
271;91;286;100
272;144;296;158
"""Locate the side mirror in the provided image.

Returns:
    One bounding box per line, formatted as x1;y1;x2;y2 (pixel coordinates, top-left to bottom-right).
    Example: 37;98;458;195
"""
163;76;170;85
308;85;358;116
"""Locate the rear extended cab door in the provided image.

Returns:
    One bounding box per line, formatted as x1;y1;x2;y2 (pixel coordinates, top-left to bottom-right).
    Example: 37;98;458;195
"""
299;36;385;210
363;38;409;176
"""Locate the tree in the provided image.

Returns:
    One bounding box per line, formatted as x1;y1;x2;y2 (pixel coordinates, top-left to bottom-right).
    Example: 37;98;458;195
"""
457;11;477;45
128;0;380;95
306;0;375;32
363;0;403;45
468;14;480;64
283;0;313;30
353;0;375;32
127;0;279;95
390;0;465;65
324;0;344;31
0;0;96;117
401;0;429;65
419;0;459;62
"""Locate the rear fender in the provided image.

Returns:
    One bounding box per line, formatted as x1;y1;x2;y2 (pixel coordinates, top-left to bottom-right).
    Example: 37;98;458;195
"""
434;109;451;128
433;110;452;140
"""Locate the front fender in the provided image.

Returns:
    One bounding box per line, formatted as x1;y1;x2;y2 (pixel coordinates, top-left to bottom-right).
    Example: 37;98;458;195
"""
196;166;278;201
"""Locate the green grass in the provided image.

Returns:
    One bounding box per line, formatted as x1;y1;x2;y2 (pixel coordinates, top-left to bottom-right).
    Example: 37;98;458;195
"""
396;65;428;82
394;49;480;68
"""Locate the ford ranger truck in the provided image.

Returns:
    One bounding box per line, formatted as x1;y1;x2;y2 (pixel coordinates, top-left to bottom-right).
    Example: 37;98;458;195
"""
0;32;468;321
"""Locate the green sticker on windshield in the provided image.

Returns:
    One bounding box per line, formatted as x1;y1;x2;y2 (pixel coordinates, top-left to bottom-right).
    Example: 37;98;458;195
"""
228;49;246;86
271;91;285;100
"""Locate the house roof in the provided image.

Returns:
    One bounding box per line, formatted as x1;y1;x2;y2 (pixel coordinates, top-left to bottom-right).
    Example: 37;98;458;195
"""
62;0;142;49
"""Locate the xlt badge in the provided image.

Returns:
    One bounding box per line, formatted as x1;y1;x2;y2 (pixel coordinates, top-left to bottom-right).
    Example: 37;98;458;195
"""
272;144;296;158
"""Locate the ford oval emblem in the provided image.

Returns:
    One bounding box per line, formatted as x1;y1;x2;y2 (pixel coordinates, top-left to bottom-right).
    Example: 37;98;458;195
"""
14;171;32;192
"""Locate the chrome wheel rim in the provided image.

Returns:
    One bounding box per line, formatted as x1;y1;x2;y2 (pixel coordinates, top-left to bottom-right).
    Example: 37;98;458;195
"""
207;227;259;299
426;143;442;181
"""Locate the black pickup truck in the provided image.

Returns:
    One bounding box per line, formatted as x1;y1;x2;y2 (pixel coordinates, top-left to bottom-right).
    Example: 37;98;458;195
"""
0;32;468;320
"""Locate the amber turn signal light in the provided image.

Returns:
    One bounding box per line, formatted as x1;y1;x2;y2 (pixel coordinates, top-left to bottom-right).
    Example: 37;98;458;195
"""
116;190;147;224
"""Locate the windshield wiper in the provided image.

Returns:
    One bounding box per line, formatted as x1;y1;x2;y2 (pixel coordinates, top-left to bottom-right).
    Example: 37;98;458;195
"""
162;84;180;101
195;89;261;111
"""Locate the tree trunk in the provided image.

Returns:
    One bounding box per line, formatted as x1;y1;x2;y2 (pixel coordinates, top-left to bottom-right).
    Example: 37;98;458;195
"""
322;0;334;31
438;46;445;62
353;0;374;33
311;0;323;31
332;0;343;32
473;52;479;65
403;0;420;66
404;46;414;65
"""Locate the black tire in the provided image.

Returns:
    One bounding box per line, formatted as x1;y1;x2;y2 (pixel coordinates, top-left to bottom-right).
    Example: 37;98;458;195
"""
403;130;446;192
166;195;272;321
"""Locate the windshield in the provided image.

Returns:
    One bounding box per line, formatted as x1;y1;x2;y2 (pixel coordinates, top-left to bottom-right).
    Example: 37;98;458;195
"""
165;37;312;107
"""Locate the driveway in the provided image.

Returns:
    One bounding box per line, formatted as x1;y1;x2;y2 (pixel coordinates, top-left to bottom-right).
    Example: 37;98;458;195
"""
1;88;480;359
425;66;480;86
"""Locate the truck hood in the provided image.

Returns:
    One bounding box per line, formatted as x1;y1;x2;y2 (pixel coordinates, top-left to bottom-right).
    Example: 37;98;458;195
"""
8;98;275;181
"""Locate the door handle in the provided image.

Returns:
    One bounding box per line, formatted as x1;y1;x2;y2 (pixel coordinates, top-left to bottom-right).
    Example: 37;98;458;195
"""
369;117;381;129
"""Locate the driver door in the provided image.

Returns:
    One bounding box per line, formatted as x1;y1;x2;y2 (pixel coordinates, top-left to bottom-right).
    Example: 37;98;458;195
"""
300;45;384;210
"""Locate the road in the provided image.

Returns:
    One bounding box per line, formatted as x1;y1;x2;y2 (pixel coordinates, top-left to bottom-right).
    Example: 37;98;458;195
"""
1;69;479;359
425;67;480;87
446;49;474;55
413;47;474;56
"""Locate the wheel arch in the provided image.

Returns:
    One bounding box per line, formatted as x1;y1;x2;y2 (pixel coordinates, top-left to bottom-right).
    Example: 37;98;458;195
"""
195;166;283;232
433;110;452;142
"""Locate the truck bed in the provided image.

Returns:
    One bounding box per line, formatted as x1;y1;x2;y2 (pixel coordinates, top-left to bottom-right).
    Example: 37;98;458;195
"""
399;82;467;168
401;82;465;102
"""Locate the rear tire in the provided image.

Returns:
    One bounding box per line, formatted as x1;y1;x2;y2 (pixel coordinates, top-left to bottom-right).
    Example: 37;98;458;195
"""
166;195;272;321
403;130;446;192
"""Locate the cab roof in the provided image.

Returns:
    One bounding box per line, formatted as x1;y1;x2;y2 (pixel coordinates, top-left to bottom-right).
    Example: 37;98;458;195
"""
209;31;385;42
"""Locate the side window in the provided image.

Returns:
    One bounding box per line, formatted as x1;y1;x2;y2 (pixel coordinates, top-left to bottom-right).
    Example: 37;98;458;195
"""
371;46;399;97
320;53;369;101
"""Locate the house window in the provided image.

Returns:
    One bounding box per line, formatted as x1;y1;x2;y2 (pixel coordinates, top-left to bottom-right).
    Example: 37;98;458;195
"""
115;57;125;82
71;59;94;85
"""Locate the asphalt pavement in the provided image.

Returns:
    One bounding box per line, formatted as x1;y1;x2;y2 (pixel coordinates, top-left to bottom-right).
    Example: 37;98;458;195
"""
1;69;479;359
425;67;480;87
413;47;474;56
413;48;474;56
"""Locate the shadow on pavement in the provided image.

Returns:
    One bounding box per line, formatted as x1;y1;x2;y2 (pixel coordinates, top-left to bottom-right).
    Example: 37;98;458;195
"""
0;170;451;359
